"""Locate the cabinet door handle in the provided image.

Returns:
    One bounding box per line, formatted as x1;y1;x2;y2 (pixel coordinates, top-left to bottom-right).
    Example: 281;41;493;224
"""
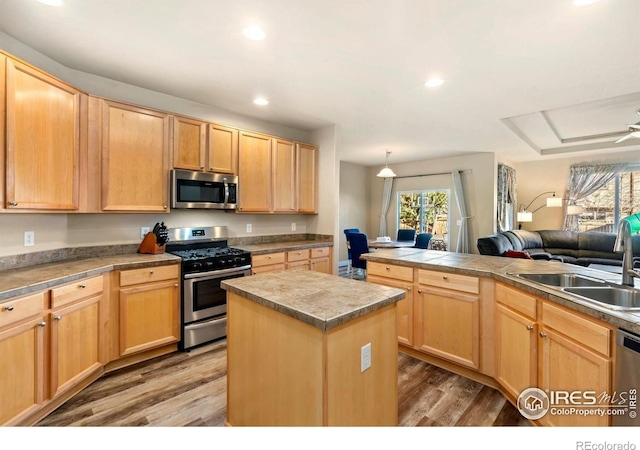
200;166;205;170
407;287;412;292
539;332;547;338
163;205;168;209
8;201;18;206
4;305;14;311
417;289;422;294
39;322;47;327
526;325;534;331
54;315;62;321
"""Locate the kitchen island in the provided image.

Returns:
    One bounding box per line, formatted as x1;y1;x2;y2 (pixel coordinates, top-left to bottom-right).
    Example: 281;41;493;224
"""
221;269;405;426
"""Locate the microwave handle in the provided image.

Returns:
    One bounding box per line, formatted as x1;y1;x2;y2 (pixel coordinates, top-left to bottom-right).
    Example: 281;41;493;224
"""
224;181;229;206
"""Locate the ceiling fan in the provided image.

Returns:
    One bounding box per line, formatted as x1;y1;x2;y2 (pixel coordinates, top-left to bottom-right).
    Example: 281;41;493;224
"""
615;109;640;143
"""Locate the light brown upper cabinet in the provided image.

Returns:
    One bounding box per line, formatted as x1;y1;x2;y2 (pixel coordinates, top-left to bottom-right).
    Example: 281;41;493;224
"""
94;98;170;212
208;124;238;174
238;131;272;212
272;138;297;213
171;115;206;171
238;132;318;214
5;58;83;211
296;143;318;213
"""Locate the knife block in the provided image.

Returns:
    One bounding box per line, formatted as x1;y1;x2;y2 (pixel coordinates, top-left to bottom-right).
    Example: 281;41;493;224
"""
138;232;166;254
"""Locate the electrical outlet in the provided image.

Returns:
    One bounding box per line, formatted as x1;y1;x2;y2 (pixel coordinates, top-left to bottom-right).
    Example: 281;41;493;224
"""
24;231;35;247
246;224;252;233
140;227;150;239
361;342;372;372
291;222;296;231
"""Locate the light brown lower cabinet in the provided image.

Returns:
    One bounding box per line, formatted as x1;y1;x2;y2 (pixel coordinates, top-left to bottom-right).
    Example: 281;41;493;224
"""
251;247;332;275
494;282;613;426
117;265;180;357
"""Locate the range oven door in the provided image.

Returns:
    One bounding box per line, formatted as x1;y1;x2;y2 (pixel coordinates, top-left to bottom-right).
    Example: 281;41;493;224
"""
182;265;251;324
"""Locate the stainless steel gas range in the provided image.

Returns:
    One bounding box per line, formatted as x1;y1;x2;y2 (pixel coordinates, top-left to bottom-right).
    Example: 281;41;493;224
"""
165;226;251;351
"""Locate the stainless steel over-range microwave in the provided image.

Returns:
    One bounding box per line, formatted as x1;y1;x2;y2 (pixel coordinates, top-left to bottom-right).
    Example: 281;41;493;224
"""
171;169;238;210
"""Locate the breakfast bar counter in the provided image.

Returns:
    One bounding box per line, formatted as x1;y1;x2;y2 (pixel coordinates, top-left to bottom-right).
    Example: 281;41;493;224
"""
221;269;405;426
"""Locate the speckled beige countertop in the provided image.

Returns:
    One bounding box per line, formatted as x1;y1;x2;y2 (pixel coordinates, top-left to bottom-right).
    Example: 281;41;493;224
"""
234;240;333;255
221;269;405;330
0;253;181;302
361;248;640;335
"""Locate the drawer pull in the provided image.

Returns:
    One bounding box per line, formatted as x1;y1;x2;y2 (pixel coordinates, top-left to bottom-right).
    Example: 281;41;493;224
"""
539;332;547;338
407;287;412;292
9;201;18;206
442;275;448;280
79;284;86;289
385;266;390;270
268;256;272;259
4;305;15;311
150;270;155;274
54;315;62;321
526;325;534;331
39;322;46;327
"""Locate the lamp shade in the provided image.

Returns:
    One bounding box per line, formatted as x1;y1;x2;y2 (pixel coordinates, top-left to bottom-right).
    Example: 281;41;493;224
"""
376;167;396;178
546;196;563;208
517;211;533;222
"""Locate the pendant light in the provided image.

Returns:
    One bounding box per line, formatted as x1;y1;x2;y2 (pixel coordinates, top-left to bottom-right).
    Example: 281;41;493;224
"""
376;151;397;178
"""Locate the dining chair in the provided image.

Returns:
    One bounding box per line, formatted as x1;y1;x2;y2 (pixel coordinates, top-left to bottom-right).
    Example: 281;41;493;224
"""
414;233;433;249
397;229;416;242
346;232;369;279
343;228;360;276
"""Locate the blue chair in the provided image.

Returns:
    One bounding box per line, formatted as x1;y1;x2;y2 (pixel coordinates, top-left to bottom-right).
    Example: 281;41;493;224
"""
343;228;360;276
414;233;433;249
346;232;369;279
397;229;416;242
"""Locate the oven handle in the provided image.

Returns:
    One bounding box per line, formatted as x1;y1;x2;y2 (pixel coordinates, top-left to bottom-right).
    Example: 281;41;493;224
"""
184;265;252;280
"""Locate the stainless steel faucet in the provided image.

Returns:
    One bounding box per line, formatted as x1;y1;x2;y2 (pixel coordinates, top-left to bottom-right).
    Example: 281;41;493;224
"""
614;214;640;286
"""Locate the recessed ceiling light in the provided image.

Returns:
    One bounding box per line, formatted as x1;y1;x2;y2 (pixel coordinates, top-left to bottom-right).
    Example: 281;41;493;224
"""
253;97;269;106
37;0;63;5
243;25;266;41
573;0;600;5
424;78;445;88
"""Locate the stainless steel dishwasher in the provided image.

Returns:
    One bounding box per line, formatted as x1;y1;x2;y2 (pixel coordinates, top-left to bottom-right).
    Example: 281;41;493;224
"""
614;328;640;426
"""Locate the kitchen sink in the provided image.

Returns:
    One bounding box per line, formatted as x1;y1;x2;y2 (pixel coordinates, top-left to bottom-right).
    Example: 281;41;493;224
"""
562;286;640;311
510;273;607;288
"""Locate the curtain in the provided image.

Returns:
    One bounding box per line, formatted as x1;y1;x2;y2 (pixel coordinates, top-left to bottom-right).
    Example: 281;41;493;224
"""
563;162;629;231
379;177;394;237
497;164;517;232
452;170;470;253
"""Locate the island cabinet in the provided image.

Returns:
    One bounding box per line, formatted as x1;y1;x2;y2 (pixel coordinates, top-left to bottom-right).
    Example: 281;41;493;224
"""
114;264;180;358
494;282;614;426
222;270;404;426
4;57;84;211
415;269;480;370
366;262;415;347
90;97;170;212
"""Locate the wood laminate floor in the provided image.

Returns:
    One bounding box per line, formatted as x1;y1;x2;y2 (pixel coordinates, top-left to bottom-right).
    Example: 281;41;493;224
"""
37;339;530;427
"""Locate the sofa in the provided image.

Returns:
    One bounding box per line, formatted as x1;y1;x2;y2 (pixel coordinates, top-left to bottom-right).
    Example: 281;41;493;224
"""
476;229;640;267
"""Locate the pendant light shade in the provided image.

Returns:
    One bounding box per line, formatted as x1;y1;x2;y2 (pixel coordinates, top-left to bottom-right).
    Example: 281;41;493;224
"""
376;151;396;178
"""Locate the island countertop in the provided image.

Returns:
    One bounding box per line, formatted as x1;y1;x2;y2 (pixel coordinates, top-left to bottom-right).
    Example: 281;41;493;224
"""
221;269;405;330
361;248;640;334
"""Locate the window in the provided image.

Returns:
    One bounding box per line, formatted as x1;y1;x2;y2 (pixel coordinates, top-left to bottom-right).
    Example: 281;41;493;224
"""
398;190;449;239
576;168;640;232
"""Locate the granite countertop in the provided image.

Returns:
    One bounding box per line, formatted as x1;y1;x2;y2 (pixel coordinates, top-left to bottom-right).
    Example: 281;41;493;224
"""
361;248;640;335
0;253;181;302
234;239;333;255
221;269;405;330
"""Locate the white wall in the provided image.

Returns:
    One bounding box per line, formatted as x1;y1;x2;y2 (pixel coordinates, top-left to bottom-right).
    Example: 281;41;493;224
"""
338;162;370;262
514;150;640;231
0;32;329;258
368;153;496;254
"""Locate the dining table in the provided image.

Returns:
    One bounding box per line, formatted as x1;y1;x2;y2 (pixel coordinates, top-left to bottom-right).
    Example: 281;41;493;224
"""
368;239;417;249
